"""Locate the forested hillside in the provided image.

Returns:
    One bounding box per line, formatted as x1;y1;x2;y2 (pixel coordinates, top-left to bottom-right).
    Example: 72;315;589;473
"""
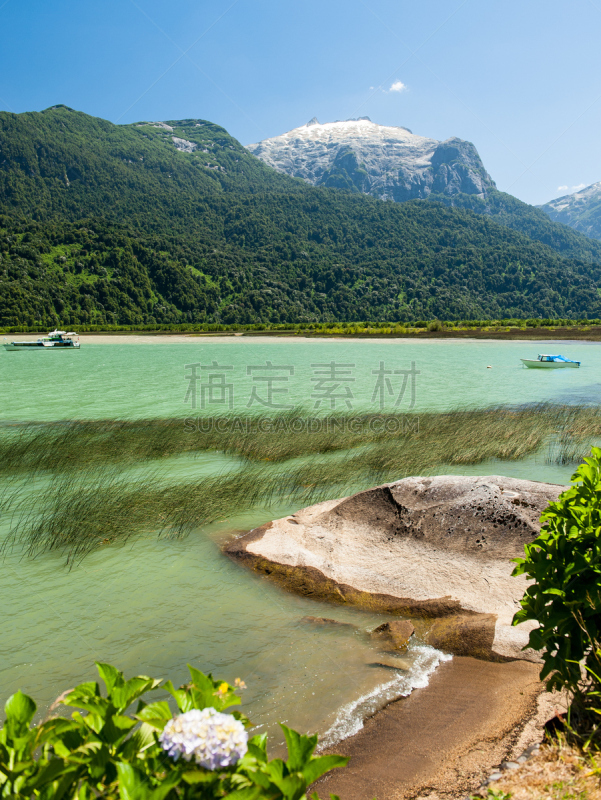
1;106;601;326
3;204;601;327
431;189;601;262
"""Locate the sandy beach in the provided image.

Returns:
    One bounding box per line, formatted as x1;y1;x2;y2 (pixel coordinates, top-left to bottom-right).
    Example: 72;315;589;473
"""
4;331;599;346
316;656;556;800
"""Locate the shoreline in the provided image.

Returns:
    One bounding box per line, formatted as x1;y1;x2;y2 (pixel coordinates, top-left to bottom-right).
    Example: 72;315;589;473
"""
4;332;601;346
316;655;556;800
3;327;601;343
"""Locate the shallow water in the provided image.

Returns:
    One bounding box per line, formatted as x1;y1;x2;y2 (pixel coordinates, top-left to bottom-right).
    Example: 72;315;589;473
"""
0;337;597;748
2;336;600;420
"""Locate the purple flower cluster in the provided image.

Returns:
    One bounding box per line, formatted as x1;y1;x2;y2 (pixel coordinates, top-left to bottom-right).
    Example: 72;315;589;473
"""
159;708;248;770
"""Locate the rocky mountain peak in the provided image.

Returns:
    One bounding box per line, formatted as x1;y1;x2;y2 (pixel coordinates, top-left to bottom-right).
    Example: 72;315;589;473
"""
539;181;601;240
247;118;495;202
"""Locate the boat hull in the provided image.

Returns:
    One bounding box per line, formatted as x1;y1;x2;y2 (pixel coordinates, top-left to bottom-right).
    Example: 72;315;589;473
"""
520;359;579;369
3;342;80;350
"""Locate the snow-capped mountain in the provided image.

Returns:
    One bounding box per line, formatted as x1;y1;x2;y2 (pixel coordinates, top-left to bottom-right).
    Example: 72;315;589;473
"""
539;181;601;240
247;117;495;202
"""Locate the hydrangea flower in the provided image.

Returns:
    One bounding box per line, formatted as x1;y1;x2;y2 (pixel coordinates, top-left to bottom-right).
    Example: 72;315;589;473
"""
159;708;248;769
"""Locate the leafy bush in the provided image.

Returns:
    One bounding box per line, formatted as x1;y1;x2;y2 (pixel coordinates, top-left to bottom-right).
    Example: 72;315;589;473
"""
513;447;601;700
0;663;347;799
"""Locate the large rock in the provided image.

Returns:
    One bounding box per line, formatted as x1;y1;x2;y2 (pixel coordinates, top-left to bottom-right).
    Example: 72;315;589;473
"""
225;475;566;661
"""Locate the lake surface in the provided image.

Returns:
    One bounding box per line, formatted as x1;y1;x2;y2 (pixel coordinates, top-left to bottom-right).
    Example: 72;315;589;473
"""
1;335;598;749
2;335;600;420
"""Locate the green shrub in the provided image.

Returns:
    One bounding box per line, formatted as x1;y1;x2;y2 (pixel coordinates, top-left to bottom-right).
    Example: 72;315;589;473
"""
427;320;444;331
513;447;601;699
0;663;347;799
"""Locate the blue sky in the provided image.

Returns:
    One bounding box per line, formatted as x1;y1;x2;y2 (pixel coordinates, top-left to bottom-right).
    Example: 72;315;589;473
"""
1;0;600;206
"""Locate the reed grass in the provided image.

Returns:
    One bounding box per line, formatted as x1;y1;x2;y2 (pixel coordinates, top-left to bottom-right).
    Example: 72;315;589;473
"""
3;404;601;472
3;403;601;564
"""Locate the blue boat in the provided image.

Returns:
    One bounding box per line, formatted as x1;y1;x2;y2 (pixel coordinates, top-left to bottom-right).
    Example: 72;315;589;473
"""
520;354;580;369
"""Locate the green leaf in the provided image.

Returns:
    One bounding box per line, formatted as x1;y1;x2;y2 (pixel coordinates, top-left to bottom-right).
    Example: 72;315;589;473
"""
135;701;172;728
102;714;138;746
116;762;179;800
281;724;317;771
95;662;124;694
128;722;157;754
5;690;36;729
111;676;158;713
181;770;218;785
302;755;349;785
247;733;268;763
115;762;145;800
163;680;192;713
226;786;267;800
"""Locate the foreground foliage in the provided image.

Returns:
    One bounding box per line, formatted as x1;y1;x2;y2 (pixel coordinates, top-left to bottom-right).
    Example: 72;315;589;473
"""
0;662;346;799
513;448;601;726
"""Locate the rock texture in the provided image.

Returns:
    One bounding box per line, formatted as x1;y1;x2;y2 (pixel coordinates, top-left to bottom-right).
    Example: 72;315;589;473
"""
247;117;495;201
225;475;567;661
539;180;601;240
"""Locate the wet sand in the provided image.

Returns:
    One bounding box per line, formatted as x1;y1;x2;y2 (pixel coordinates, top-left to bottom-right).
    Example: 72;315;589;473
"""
316;656;553;800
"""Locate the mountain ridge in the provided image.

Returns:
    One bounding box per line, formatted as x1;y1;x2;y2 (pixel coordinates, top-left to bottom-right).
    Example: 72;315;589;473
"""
247;117;496;202
539;181;601;240
2;106;601;327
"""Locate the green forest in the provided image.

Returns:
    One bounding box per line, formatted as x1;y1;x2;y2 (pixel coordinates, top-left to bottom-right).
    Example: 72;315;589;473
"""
2;105;601;326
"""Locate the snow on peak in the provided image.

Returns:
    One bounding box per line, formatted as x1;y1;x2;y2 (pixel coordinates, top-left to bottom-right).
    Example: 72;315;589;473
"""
247;118;493;202
248;117;432;155
540;180;601;239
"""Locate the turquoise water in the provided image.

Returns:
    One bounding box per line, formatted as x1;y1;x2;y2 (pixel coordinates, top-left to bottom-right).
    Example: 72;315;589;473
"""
2;335;600;420
1;335;598;748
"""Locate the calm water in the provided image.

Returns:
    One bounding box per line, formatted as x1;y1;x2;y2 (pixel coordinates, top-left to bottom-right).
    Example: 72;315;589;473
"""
1;336;599;748
2;335;600;420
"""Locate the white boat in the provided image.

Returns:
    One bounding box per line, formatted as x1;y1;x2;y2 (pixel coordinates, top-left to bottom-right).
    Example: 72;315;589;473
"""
520;354;580;369
3;330;80;351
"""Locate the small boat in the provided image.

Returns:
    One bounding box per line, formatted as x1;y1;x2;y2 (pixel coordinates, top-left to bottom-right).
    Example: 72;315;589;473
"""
520;354;580;369
3;330;80;351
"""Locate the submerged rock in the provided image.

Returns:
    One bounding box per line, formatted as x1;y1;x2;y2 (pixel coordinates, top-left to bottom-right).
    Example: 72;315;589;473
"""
420;613;498;659
371;620;415;651
300;616;357;629
225;475;566;661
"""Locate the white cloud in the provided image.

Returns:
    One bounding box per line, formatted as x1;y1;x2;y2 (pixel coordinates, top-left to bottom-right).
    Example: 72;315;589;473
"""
557;183;587;195
389;80;406;93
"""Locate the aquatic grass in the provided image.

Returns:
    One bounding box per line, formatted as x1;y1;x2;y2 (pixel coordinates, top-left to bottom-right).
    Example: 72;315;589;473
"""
4;403;601;564
2;403;601;474
1;461;296;564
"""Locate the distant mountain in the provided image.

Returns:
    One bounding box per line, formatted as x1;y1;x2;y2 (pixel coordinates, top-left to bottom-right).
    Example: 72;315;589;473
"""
247;117;495;201
539;182;601;240
2;106;601;327
247;117;601;263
